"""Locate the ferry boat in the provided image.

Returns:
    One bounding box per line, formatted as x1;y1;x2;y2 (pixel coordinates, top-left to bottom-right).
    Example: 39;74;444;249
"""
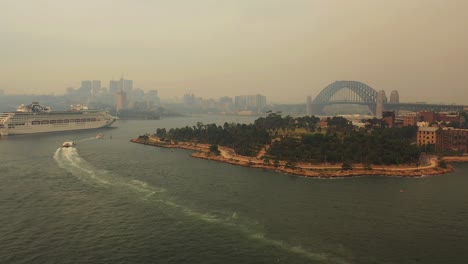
62;141;75;148
0;102;116;136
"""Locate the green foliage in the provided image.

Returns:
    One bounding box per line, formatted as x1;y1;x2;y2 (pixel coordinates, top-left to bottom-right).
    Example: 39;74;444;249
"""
138;134;149;141
326;116;354;133
209;144;221;155
156;115;421;165
255;113;319;132
267;127;421;165
161;122;271;156
364;118;387;129
461;112;468;129
438;159;448;169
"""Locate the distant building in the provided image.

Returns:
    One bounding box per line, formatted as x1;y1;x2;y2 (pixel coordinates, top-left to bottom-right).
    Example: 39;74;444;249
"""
419;111;437;123
234;96;247;109
145;90;160;106
92;80;101;96
132;88;145;101
437;128;468;153
219;96;233;103
402;114;417;126
116;90;127;111
109;78;133;94
0;89;4;96
306;96;312;116
417;127;439;146
183;93;196;106
417;126;468;153
234;94;267;112
81;80;93;93
437;112;460;124
382;111;395;127
415;111;462;125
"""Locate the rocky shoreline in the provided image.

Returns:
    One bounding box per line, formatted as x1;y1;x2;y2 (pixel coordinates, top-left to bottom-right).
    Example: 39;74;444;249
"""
130;137;456;178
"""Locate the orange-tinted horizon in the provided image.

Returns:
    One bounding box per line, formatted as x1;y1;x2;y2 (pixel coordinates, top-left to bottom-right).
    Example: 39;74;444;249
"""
2;0;468;104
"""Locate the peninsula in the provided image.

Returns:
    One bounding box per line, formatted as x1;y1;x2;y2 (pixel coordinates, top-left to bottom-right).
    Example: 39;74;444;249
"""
131;136;457;177
130;114;464;177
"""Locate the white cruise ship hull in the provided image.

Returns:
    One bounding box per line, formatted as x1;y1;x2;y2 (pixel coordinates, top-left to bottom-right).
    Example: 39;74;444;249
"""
0;111;116;136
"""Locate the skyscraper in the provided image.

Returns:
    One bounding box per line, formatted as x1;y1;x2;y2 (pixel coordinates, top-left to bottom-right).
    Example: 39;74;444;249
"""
81;80;92;93
92;80;101;95
116;90;127;111
234;94;267;112
109;78;133;94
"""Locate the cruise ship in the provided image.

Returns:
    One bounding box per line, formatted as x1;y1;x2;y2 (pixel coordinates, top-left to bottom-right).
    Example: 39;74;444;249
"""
0;102;116;136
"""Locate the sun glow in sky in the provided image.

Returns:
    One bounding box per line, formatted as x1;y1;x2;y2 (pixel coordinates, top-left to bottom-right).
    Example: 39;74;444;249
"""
2;0;468;103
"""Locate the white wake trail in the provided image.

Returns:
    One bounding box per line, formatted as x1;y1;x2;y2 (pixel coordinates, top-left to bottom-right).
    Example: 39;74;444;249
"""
52;147;349;263
53;147;165;195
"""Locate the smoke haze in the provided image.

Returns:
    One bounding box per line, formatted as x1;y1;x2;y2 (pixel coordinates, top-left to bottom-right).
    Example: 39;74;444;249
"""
2;0;467;103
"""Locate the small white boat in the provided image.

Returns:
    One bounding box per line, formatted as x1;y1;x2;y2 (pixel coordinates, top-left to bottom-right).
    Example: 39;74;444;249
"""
96;134;104;139
62;141;75;148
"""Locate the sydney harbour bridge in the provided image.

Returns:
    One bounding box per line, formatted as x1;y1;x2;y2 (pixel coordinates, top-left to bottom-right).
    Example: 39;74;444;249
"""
308;80;465;116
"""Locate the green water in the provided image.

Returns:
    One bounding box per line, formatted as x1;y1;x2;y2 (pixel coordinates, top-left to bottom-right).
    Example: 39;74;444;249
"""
1;117;467;264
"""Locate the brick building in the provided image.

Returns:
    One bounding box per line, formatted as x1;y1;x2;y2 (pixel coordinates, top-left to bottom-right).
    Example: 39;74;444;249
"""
402;115;417;126
418;111;437;123
417;127;439;146
382;111;395;127
437;128;468;153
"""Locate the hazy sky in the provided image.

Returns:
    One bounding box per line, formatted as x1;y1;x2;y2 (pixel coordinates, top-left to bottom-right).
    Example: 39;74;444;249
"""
2;0;468;104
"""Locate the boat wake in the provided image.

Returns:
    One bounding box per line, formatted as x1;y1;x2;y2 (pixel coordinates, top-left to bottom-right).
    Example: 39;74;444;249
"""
52;148;350;264
53;147;164;197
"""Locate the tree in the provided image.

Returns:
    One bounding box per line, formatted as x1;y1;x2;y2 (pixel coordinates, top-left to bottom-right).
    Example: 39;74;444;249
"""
209;144;221;155
341;161;353;170
438;159;448;169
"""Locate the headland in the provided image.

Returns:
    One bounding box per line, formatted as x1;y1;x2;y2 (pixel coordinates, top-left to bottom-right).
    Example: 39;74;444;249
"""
130;136;456;178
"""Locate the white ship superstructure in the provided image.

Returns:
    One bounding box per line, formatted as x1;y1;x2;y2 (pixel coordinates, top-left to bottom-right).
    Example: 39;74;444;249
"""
0;102;116;136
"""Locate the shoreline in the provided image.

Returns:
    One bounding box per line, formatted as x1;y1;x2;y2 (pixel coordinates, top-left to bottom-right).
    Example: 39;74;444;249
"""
130;137;459;178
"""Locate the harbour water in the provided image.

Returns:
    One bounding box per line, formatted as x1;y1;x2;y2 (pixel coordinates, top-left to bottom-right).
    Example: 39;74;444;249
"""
1;117;468;264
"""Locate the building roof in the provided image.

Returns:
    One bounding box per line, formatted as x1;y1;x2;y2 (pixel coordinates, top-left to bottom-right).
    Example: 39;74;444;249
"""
418;127;439;132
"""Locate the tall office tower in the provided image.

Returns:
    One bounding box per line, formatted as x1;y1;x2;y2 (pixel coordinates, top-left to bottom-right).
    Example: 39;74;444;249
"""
91;80;101;95
123;79;133;93
234;95;248;109
376;90;387;118
254;94;267;110
306;96;312;116
116;90;127;111
235;94;266;112
0;89;4;96
109;78;133;94
109;80;119;94
81;80;92;92
389;90;399;104
145;90;160;101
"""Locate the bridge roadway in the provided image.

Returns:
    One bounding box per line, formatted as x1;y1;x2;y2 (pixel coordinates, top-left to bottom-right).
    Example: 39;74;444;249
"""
312;101;466;113
310;80;466;115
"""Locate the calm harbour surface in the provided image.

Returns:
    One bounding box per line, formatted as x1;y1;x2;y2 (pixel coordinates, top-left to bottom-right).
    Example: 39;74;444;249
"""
1;116;468;264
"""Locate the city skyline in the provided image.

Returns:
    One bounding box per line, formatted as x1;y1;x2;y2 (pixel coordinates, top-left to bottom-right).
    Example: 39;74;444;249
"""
2;0;468;104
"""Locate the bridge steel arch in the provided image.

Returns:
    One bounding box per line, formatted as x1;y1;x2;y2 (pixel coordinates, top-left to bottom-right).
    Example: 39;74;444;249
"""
311;81;379;115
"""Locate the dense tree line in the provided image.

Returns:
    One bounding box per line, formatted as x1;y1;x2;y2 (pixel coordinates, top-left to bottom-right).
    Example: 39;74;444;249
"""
254;113;320;132
155;122;271;156
266;126;420;165
155;113;421;164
